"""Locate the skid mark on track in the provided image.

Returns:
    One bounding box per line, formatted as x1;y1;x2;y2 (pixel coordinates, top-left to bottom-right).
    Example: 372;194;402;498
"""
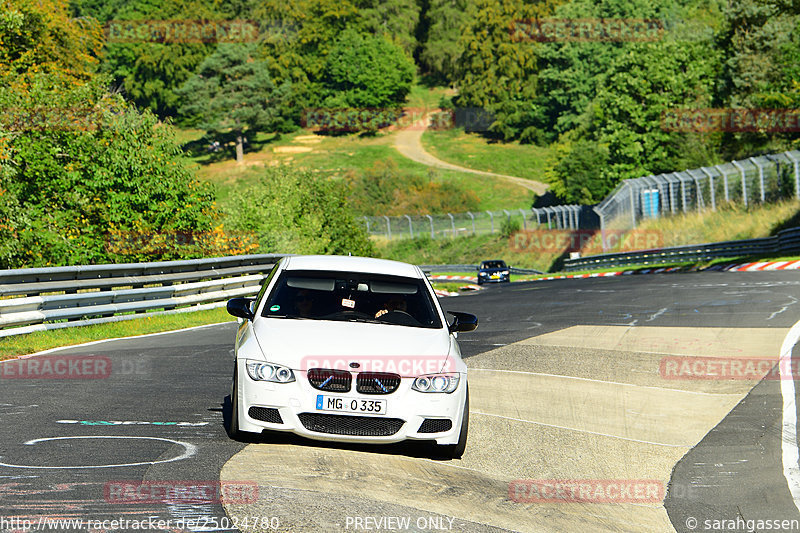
222;325;786;532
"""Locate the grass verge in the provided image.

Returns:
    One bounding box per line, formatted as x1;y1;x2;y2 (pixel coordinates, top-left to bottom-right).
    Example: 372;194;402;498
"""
421;128;551;181
636;199;800;245
0;307;234;360
376;233;560;272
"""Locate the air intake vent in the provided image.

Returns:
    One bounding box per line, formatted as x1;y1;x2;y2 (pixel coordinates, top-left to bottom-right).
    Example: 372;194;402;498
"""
356;372;401;395
248;407;283;424
298;413;404;436
418;418;453;433
307;368;351;393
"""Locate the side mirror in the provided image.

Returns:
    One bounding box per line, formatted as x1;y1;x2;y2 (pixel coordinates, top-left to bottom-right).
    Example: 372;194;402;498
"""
447;311;478;333
227;297;255;320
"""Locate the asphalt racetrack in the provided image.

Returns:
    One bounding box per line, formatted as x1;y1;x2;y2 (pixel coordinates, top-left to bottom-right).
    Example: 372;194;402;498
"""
3;271;800;532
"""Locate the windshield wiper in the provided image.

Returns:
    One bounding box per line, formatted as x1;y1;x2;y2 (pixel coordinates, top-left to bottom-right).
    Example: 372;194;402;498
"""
334;317;384;324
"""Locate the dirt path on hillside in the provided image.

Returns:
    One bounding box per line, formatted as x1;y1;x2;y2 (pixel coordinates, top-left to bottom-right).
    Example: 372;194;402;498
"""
393;112;549;195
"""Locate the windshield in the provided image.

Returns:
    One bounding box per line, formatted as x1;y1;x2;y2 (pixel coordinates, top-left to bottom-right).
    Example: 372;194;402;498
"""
481;261;507;269
261;270;443;329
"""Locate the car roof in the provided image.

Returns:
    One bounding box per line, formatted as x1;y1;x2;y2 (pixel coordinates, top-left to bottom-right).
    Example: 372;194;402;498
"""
282;255;423;279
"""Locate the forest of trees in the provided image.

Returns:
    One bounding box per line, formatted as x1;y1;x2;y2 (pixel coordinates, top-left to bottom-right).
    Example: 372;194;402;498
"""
72;0;800;197
1;0;799;267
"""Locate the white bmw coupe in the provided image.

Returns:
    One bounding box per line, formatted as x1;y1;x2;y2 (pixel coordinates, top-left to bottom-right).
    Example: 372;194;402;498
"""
226;255;477;458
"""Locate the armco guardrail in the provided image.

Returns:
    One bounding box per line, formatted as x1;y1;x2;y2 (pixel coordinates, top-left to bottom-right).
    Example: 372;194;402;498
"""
0;256;541;338
0;254;286;338
421;264;543;275
563;227;800;271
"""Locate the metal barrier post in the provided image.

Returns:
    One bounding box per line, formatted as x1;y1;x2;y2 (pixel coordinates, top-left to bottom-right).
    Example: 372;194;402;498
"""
787;152;800;200
629;183;637;228
467;212;475;235
383;216;391;239
487;211;495;232
700;167;715;210
426;215;434;238
715;165;729;202
447;213;455;237
749;157;765;202
732;160;748;207
675;173;688;213
405;215;414;239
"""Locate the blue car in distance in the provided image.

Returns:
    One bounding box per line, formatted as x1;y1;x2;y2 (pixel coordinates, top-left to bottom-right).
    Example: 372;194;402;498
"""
477;259;510;285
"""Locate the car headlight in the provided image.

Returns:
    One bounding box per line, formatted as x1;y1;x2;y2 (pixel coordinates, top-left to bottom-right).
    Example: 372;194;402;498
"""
479;272;488;276
412;374;460;393
246;361;295;383
502;270;509;275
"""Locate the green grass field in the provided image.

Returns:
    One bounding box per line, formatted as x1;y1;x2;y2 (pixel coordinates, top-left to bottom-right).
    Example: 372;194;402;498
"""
635;199;800;245
0;308;233;359
421;128;551;180
180;124;535;211
377;199;800;272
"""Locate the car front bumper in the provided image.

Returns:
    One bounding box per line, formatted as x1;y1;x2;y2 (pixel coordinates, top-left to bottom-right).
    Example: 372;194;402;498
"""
478;274;510;283
235;367;467;446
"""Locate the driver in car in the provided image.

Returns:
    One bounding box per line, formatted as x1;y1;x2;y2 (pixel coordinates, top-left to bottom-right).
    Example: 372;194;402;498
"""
375;294;407;318
295;289;316;317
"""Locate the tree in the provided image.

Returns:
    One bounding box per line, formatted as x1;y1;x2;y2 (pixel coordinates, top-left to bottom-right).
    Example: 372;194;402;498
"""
0;75;224;267
345;160;480;215
251;0;360;117
715;0;800;158
0;0;103;84
544;139;610;204
453;0;561;142
226;167;375;256
320;28;415;109
419;0;470;83
357;0;421;57
71;0;226;119
588;40;720;183
178;43;292;163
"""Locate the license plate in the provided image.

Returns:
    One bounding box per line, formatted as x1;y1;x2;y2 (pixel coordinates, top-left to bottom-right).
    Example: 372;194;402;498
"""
316;395;387;415
491;274;501;278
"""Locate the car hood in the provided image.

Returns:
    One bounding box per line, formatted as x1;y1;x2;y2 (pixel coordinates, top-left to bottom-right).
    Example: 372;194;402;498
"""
252;318;452;373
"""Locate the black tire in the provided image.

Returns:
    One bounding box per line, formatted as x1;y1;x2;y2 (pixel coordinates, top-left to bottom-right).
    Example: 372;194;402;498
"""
228;363;242;439
439;386;469;459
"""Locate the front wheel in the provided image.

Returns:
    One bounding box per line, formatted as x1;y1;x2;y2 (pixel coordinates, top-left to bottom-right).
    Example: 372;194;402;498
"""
228;363;242;439
438;386;469;459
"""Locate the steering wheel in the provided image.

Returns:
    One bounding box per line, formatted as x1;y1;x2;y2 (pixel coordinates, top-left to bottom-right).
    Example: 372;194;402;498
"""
322;309;374;320
378;310;421;326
